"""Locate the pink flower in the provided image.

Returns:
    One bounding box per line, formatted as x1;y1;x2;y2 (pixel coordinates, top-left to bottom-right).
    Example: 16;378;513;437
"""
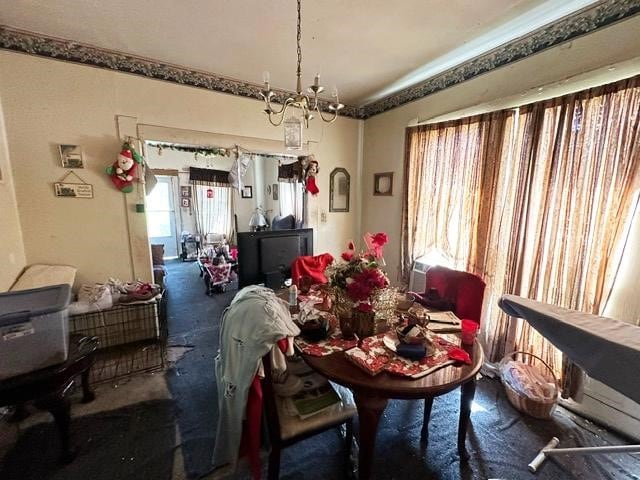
347;240;355;250
341;251;354;261
372;232;388;247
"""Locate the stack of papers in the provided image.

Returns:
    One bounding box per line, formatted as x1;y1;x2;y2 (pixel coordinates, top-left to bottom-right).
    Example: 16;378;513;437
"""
426;311;461;333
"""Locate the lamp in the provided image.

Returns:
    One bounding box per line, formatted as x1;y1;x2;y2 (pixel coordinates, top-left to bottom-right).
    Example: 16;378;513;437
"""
249;209;268;232
260;0;344;128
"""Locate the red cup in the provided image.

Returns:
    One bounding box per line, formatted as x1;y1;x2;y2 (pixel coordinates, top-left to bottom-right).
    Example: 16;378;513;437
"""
461;319;479;345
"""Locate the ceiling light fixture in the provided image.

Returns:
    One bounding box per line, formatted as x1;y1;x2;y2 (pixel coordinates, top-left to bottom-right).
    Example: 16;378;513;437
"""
260;0;344;128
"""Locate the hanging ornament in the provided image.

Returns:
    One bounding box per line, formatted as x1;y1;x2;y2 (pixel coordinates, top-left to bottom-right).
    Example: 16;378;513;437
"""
105;141;144;193
304;157;319;195
207;188;214;199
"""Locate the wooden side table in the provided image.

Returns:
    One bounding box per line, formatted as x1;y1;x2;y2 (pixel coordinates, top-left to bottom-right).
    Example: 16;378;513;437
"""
0;335;99;463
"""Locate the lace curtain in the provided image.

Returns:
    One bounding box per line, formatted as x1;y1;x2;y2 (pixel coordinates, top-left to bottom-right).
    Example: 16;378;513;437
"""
279;181;304;225
191;181;235;241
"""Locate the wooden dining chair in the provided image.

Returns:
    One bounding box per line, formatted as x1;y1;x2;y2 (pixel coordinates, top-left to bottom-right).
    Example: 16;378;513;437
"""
261;353;356;479
415;265;486;444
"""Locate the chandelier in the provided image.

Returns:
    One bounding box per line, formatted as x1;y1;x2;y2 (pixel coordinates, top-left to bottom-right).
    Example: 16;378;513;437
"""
260;0;344;128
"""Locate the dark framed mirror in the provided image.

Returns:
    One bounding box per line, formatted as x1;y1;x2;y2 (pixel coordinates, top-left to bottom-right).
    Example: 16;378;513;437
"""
329;168;350;212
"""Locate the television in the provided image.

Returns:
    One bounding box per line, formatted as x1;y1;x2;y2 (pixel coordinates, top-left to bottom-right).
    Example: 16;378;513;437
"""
237;228;313;288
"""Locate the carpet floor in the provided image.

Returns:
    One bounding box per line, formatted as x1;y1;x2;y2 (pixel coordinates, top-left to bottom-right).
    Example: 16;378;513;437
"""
3;260;639;480
162;261;640;480
0;399;176;480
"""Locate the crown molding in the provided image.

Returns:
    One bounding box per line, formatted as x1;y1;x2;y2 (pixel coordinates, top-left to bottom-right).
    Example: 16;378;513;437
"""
0;25;361;119
1;0;638;120
358;0;640;118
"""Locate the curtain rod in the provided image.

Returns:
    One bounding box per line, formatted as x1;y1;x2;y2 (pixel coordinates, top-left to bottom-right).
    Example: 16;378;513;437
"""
146;141;300;160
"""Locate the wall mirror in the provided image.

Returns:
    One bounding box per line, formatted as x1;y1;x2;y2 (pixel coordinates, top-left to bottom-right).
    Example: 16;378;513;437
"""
329;168;350;212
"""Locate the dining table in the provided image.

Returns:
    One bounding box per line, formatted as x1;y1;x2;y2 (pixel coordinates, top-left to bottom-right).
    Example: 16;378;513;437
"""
300;329;483;480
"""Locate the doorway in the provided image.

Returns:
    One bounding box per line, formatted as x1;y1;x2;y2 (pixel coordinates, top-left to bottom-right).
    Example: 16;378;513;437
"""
146;175;179;258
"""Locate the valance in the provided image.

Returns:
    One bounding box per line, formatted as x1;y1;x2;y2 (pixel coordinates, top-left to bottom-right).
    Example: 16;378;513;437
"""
189;167;230;185
278;161;303;181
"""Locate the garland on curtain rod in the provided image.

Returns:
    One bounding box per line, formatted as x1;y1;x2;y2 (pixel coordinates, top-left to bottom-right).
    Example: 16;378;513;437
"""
147;141;299;162
148;141;230;157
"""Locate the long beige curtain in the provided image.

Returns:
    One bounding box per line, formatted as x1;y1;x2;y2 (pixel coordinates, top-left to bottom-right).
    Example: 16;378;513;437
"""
484;77;640;382
401;111;514;280
403;75;640;385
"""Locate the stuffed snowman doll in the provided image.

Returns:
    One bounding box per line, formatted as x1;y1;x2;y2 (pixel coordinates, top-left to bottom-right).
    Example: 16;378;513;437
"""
106;144;139;193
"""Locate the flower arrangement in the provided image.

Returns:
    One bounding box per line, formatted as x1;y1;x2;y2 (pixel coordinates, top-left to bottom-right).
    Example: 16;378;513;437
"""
326;232;390;313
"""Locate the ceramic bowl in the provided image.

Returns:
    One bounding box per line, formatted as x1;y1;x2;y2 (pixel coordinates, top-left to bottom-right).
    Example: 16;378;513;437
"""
298;317;330;342
396;324;432;346
396;293;416;311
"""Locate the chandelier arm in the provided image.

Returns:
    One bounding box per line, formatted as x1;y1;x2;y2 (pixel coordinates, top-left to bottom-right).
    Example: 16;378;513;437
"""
266;113;286;127
265;100;296;126
314;105;339;123
266;98;288;115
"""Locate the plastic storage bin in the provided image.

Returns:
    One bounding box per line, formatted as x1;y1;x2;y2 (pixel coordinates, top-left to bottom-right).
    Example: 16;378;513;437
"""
0;284;71;380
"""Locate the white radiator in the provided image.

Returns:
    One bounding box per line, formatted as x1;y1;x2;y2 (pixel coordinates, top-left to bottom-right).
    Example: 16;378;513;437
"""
561;378;640;441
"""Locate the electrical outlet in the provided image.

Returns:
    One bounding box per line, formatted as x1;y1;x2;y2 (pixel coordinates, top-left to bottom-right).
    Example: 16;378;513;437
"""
320;211;327;223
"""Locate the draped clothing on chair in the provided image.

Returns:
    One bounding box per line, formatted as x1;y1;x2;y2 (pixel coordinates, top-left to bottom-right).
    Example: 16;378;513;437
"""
212;286;300;474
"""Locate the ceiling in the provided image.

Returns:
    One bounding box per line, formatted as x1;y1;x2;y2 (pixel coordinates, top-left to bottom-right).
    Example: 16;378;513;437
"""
0;0;606;108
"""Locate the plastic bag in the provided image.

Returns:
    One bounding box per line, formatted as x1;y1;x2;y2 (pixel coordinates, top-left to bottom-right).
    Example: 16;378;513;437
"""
500;360;556;402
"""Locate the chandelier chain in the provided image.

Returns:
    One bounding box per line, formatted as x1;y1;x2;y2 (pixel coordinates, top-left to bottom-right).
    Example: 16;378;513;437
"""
296;0;302;82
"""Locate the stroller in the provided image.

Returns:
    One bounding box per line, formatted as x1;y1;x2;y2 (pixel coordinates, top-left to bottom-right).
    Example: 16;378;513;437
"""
204;262;232;294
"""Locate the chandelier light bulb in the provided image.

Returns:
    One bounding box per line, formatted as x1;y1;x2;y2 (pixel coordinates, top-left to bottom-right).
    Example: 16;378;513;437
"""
262;70;270;85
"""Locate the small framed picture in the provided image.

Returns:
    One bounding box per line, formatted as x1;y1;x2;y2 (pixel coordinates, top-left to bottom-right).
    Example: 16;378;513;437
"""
54;182;94;198
59;144;85;169
373;172;394;196
181;185;192;197
242;185;253;199
181;197;191;208
272;183;279;201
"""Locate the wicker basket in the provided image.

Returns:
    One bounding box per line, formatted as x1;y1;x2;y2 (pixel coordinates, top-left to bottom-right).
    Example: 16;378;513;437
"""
499;351;558;419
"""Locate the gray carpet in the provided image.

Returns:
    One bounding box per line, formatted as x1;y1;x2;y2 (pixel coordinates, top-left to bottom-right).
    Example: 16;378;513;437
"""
0;399;176;480
163;260;640;479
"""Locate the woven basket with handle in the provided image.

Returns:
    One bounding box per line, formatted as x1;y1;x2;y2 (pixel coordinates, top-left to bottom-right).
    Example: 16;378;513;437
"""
499;351;558;419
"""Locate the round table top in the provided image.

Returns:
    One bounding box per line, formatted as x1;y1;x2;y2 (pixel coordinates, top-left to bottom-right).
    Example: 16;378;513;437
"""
302;337;484;400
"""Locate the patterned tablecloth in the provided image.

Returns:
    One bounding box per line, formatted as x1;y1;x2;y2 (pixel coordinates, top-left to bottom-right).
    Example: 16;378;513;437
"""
293;303;360;356
295;328;360;357
294;286;467;375
345;331;460;378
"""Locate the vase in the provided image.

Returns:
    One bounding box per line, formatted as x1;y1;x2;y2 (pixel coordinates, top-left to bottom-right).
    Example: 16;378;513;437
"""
353;288;397;338
352;308;376;338
331;288;356;339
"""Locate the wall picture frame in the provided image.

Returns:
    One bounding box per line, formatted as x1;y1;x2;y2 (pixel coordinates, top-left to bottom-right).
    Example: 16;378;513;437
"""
58;144;85;169
272;183;279;201
181;197;191;208
242;185;253;198
180;185;192;198
373;172;394;196
54;182;94;198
